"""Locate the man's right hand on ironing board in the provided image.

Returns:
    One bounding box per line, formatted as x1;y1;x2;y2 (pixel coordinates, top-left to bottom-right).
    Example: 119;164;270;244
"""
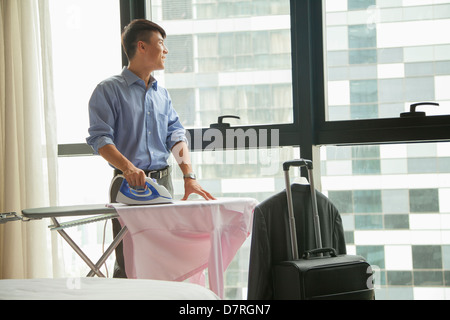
99;144;147;188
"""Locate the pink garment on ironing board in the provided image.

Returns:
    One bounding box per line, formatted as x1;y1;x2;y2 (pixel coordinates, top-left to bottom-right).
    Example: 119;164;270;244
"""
113;197;258;299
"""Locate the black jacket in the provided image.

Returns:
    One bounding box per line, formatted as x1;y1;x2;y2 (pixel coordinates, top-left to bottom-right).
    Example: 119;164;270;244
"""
247;184;347;300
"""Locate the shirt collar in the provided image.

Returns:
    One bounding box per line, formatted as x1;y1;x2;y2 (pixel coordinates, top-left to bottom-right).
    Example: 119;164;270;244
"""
151;79;158;91
122;67;158;91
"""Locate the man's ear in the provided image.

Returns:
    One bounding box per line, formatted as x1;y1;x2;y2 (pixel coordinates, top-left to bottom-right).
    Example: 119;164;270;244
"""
137;40;146;53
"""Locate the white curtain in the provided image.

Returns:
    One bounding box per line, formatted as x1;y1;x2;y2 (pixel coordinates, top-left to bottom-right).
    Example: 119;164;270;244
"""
0;0;63;279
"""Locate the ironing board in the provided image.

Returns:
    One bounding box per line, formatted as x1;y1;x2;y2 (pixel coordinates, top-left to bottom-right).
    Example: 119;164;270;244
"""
21;204;123;278
3;198;258;298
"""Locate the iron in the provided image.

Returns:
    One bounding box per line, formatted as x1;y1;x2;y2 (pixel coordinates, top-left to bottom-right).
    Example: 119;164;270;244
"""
112;175;173;205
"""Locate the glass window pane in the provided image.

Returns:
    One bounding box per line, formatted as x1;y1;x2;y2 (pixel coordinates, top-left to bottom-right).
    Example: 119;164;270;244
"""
324;1;450;120
321;141;450;299
49;0;122;144
49;0;121;278
149;0;293;128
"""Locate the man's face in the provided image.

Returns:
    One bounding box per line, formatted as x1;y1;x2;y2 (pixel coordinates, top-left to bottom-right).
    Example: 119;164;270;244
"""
140;31;168;71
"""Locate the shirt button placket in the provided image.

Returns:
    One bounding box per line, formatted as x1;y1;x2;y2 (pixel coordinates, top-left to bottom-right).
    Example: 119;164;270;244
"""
146;96;154;161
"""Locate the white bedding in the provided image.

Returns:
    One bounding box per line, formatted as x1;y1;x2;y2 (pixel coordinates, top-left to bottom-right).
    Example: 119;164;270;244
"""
0;277;220;300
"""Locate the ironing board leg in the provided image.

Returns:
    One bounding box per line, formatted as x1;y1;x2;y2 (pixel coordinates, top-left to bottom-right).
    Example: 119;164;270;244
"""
86;226;128;277
51;217;105;277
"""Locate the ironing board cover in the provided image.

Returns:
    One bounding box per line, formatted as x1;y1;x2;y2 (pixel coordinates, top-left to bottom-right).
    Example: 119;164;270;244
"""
113;197;258;299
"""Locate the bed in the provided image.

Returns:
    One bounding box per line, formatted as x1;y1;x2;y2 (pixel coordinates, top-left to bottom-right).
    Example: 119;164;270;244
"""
0;277;219;300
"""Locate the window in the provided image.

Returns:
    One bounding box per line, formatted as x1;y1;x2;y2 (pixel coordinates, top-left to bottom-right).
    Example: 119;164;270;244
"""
320;2;450;298
51;0;450;299
316;3;450;168
50;0;122;203
50;0;122;277
324;0;450;122
321;142;450;299
50;0;122;145
150;0;293;129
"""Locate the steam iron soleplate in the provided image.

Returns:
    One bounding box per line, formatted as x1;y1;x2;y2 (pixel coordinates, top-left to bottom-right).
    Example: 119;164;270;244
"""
114;176;173;206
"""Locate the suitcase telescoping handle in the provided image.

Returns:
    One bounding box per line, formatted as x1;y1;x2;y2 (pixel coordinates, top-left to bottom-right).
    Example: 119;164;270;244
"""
283;159;323;260
303;248;337;260
282;159;313;171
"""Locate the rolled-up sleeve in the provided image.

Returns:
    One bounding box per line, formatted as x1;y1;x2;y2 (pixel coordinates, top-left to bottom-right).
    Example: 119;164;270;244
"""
167;128;188;151
86;84;116;155
166;94;188;151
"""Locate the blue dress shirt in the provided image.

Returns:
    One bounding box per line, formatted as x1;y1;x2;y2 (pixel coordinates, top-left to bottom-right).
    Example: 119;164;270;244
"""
86;68;187;171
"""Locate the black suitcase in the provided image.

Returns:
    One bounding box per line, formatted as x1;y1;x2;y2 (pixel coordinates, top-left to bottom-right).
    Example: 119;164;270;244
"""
272;159;375;300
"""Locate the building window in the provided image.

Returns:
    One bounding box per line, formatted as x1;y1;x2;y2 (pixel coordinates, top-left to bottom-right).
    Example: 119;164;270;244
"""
165;35;194;73
162;0;192;20
409;189;440;213
348;0;375;11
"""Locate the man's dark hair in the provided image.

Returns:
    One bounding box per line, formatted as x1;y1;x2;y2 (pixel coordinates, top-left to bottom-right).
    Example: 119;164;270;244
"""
121;19;166;61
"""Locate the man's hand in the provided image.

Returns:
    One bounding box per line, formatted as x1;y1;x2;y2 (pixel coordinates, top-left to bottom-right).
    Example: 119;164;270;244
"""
123;167;146;188
182;178;216;201
98;144;147;188
172;141;216;201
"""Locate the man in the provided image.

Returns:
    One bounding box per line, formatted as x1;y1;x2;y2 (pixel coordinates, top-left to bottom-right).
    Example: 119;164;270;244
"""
87;19;215;277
